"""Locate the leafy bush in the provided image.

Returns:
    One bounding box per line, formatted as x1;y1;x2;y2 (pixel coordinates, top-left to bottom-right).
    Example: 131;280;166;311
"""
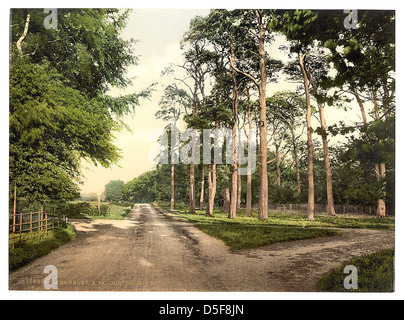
56;202;110;218
98;204;110;216
316;249;395;292
120;206;132;217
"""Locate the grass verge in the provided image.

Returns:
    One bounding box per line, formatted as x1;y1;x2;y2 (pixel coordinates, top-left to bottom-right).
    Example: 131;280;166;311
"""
156;203;344;250
316;249;395;292
156;203;394;250
9;223;76;272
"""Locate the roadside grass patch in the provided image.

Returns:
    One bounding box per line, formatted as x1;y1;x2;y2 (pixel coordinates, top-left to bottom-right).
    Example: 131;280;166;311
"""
156;203;394;250
84;204;133;220
159;203;394;229
156;204;342;250
195;221;338;250
9;223;76;272
316;249;395;292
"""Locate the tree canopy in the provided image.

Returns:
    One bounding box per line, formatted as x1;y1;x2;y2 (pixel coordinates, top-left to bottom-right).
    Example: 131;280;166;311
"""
10;9;146;204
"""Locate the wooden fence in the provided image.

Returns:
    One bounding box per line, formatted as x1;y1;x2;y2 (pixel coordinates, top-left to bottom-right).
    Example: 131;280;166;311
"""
9;208;58;250
268;203;394;216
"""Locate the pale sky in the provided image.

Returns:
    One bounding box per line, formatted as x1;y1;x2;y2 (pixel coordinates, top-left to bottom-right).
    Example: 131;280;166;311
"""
80;9;211;194
79;8;375;195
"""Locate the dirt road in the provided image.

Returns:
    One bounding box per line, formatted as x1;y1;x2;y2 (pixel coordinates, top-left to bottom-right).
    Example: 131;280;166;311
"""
9;204;395;292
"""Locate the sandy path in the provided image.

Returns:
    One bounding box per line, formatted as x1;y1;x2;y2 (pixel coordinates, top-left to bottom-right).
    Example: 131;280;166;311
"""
9;204;395;292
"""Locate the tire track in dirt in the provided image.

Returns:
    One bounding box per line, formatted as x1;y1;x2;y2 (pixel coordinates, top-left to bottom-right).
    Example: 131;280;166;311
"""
9;204;395;292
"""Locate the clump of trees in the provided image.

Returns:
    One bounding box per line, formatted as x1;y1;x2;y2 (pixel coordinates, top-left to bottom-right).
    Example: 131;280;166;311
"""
123;9;395;220
104;180;125;202
10;9;149;208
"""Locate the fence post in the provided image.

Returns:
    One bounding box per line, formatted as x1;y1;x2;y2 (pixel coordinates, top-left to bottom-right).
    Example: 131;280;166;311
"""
19;212;23;246
45;209;48;235
13;185;17;233
12;185;17;250
41;207;44;240
38;210;42;241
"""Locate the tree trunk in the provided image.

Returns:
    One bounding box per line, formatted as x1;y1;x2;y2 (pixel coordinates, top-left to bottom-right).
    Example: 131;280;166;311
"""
170;163;175;210
207;122;219;216
228;11;268;219
229;166;238;219
206;165;213;216
353;91;368;124
189;78;199;215
374;163;386;217
189;160;196;214
298;52;315;221
275;138;281;187
308;73;336;217
291;123;301;196
256;10;268;220
212;163;217;213
229;46;239;219
245;89;253;217
199;166;205;210
377;163;387;217
223;188;231;214
237;172;242;210
246;174;252;217
318;104;337;216
206;164;216;217
372;90;387;217
16;13;31;54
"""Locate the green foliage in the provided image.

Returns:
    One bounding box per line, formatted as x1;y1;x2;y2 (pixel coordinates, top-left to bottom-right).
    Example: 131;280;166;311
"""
159;204;340;250
317;249;395;292
158;203;393;250
11;9;136;98
10;9;143;204
156;84;192;122
122;171;158;203
338;117;395;207
350;117;395;165
104;180;125;202
9;57;120;203
56;202;110;218
98;204;110;216
107;204;133;220
324;10;395;93
197;221;337;250
122;164;190;204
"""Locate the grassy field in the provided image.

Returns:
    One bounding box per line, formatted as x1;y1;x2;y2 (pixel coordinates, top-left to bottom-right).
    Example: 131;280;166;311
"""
316;249;395;292
9;223;76;272
157;203;394;250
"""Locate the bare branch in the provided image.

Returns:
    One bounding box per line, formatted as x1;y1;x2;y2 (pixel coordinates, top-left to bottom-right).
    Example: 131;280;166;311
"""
229;49;260;90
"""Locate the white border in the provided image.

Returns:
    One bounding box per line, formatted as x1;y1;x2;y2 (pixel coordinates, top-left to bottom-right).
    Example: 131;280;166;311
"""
2;0;403;301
